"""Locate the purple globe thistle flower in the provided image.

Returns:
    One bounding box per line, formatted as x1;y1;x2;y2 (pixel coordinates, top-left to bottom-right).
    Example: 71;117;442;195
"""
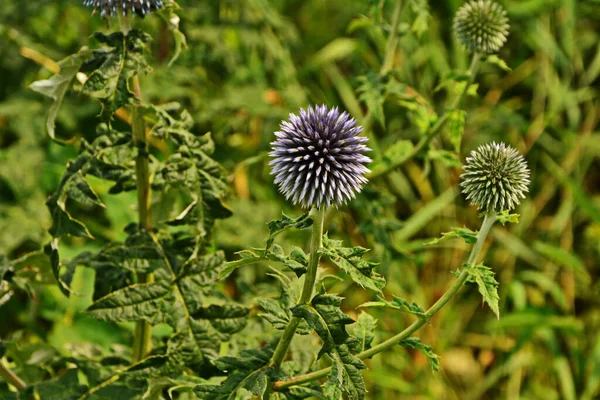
83;0;164;18
269;105;371;209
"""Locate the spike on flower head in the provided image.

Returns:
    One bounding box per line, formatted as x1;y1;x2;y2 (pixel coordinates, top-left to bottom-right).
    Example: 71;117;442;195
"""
83;0;164;18
460;142;530;213
269;105;372;209
454;0;510;54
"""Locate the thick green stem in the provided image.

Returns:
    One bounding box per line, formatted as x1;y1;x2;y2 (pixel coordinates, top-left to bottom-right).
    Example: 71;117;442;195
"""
118;14;132;35
368;52;482;180
274;211;497;391
269;207;326;368
130;74;153;362
0;359;26;391
263;207;326;398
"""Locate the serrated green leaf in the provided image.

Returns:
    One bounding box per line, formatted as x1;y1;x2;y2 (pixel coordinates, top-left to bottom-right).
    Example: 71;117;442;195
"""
46;194;93;239
496;210;520;225
219;250;266;280
398;337;440;371
170;249;248;362
82;30;151;117
292;293;366;400
157;3;188;67
352;312;377;353
257;272;310;334
66;172;105;208
265;212;313;251
86;280;179;325
465;263;500;319
267;245;309;277
320;234;385;293
194;341;277;400
87;227;165;275
29;47;92;142
425;227;478;246
32;368;87;400
484;54;512;71
142;376;206;400
191;304;249;335
360;295;426;318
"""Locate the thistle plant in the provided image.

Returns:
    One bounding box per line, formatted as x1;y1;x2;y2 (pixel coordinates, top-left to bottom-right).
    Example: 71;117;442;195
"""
6;0;246;397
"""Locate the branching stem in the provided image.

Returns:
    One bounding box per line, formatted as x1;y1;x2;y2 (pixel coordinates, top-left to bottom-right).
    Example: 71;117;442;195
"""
368;52;482;180
263;207;327;398
274;211;497;391
121;13;153;362
0;359;26;391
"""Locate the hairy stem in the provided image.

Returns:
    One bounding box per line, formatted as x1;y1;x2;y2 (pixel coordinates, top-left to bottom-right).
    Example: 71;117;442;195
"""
131;99;154;363
264;207;326;398
123;15;153;360
368;52;482;180
0;359;26;391
274;211;497;390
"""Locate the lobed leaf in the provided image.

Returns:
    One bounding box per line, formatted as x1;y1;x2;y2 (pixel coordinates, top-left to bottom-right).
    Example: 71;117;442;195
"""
86;280;180;326
265;212;313;252
320;234;385;293
398;337;440;371
352;312;377;353
29;47;92;142
465;263;501;319
82;30;151;118
194;341;278;399
360;295;426;318
292;293;366;400
425;227;478;246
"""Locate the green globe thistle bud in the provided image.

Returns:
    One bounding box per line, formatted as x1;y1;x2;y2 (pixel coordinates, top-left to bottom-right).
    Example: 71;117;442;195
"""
454;0;509;54
460;142;530;213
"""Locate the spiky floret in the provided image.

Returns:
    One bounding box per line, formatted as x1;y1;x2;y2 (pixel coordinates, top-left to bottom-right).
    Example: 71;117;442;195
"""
269;105;371;209
83;0;164;18
460;142;530;213
454;0;509;54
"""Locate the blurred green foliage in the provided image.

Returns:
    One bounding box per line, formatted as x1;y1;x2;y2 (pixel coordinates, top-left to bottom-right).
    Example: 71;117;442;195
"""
1;0;600;399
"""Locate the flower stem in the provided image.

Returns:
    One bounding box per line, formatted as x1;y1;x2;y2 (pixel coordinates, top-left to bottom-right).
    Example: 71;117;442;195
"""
0;359;26;391
263;207;326;398
131;97;154;363
122;12;153;362
274;211;497;391
368;52;482;180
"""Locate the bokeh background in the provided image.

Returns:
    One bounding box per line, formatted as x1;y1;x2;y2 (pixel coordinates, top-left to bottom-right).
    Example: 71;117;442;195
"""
1;0;599;399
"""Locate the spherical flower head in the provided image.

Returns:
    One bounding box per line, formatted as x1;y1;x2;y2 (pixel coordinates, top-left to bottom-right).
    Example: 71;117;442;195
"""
269;105;372;209
454;0;509;54
83;0;164;18
460;142;530;213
